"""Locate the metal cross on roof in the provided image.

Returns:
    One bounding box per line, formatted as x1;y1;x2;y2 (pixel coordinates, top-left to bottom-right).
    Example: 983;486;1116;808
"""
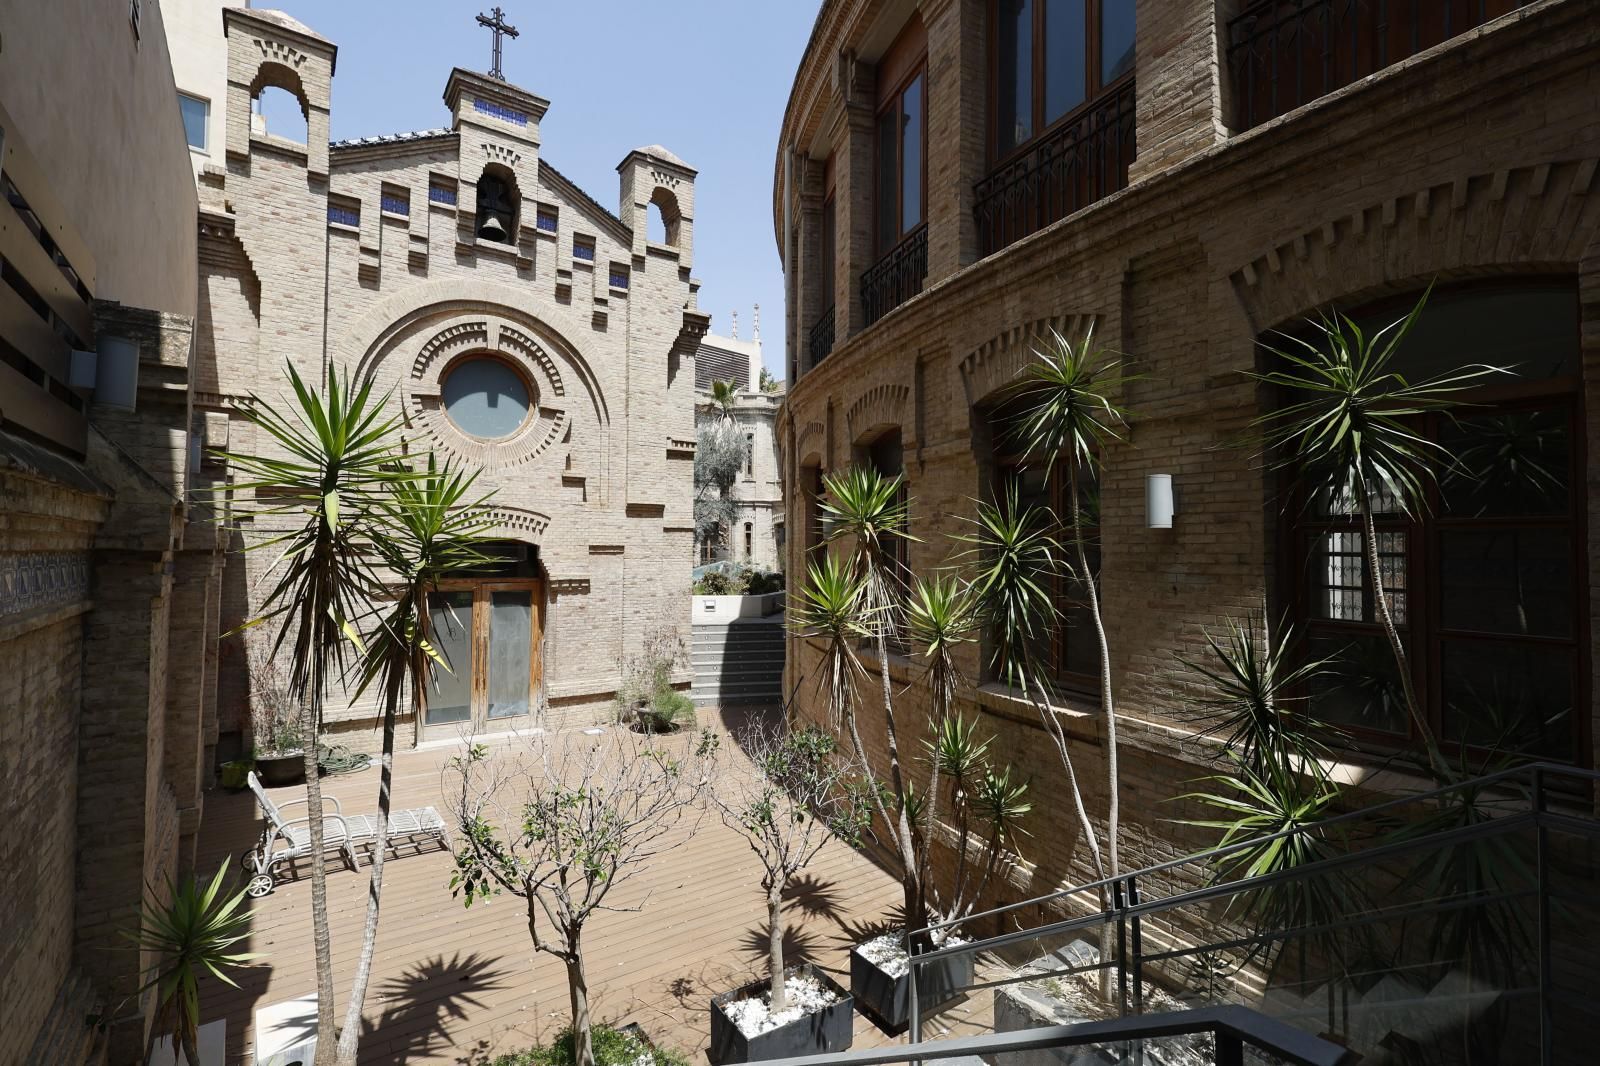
475;7;519;81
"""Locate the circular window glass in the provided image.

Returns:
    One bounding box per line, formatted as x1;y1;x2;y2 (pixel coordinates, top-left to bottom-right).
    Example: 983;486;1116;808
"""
442;357;531;439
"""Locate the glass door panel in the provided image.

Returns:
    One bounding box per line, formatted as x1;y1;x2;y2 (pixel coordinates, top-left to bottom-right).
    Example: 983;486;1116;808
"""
426;590;475;726
486;589;532;720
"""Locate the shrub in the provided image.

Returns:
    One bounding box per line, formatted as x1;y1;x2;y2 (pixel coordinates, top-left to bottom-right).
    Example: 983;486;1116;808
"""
491;1024;690;1066
694;569;741;596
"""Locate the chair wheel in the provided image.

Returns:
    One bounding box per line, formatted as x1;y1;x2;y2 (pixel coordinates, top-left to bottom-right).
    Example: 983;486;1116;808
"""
247;874;275;898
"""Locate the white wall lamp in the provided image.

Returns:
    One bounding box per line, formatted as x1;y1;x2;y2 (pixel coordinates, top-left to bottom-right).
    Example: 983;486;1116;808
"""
1146;473;1175;529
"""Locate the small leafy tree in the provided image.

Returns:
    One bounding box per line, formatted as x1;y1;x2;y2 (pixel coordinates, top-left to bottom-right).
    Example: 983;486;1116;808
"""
125;862;261;1065
695;419;749;556
224;364;405;1062
758;367;783;394
704;723;869;1012
448;730;708;1066
1248;285;1506;771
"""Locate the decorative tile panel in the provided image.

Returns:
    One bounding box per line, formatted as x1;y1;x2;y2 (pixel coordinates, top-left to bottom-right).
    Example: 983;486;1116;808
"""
473;98;529;126
0;551;91;620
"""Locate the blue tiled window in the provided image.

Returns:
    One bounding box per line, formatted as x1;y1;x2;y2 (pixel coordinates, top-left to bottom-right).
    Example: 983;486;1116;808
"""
473;98;529;126
573;239;595;262
609;269;630;289
536;209;558;232
327;204;360;227
428;184;458;206
381;192;410;216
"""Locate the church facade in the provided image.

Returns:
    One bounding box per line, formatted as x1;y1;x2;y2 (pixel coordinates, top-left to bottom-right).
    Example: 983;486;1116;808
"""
195;8;707;747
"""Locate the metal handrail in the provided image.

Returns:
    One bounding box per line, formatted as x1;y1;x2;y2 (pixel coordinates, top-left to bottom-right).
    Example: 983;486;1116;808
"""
915;760;1599;941
755;1005;1357;1066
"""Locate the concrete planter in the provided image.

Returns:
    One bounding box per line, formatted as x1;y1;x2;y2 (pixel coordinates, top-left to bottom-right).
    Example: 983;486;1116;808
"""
850;941;974;1034
693;592;784;624
254;750;305;788
709;964;854;1064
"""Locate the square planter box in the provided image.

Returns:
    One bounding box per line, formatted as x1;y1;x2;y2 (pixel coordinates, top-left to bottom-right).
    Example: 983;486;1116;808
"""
709;963;854;1065
850;941;975;1035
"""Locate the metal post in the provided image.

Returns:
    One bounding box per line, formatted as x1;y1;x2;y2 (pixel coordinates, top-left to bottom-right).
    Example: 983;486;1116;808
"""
1216;1032;1244;1066
1534;767;1552;1066
1130;874;1144;1016
909;935;923;1046
1115;878;1129;1017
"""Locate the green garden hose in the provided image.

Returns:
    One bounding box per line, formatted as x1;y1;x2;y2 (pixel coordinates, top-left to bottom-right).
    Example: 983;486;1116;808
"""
317;743;371;775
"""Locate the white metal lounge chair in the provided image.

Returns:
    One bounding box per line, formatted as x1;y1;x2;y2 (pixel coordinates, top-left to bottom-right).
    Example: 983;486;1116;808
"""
243;771;448;897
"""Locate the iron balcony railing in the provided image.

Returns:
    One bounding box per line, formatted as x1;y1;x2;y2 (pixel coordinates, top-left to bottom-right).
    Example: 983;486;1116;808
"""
1227;0;1535;131
761;1005;1356;1066
974;78;1136;258
861;224;927;328
808;305;836;366
905;761;1599;1065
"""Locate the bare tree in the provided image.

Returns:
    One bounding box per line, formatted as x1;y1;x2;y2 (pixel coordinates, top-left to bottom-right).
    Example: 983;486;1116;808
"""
446;729;711;1066
704;721;869;1013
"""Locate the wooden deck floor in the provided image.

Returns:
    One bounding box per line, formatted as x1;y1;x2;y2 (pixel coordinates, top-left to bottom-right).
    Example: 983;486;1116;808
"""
196;707;994;1065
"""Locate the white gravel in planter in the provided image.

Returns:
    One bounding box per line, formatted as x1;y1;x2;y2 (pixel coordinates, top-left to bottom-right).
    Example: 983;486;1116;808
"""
857;927;971;979
724;974;839;1038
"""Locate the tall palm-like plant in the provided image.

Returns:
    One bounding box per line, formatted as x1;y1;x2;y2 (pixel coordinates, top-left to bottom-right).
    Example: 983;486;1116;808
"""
707;378;739;422
335;455;494;1065
225;363;405;1063
819;466;926;936
1005;325;1133;883
905;573;980;913
1249;286;1506;772
964;486;1104;884
126;863;260;1066
1174;614;1333;784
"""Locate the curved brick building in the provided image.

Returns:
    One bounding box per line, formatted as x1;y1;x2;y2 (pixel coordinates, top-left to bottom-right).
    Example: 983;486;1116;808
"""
772;0;1599;899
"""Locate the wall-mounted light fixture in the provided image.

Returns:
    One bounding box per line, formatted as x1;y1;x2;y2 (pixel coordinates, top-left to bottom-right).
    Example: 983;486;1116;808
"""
1146;474;1174;529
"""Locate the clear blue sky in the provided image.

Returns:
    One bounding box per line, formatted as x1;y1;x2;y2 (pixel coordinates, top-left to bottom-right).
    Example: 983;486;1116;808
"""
261;1;818;381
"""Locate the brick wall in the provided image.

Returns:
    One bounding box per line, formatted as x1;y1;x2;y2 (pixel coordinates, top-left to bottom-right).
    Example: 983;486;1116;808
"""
778;0;1600;916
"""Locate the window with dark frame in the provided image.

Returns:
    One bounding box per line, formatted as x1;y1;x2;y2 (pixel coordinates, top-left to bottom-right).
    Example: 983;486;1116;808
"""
990;415;1102;694
803;465;827;560
874;68;926;257
991;0;1136;162
746;433;755;478
1280;282;1587;766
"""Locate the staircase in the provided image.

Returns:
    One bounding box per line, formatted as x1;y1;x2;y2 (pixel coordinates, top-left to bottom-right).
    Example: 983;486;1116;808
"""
691;614;784;707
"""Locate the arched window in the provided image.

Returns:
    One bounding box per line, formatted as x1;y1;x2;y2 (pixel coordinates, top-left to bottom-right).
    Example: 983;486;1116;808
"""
648;186;681;246
988;404;1100;692
255;84;307;144
1278;281;1585;763
475;164;519;244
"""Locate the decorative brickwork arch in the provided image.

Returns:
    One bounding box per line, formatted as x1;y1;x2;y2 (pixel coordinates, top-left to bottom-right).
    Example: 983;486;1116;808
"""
845;382;912;447
1227;158;1600;333
958;312;1099;409
795;419;826;468
248;61;310;123
649;186;682;246
484;506;552;543
345;291;611;494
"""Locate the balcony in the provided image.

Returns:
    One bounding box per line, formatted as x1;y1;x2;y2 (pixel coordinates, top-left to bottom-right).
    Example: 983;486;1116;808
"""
860;224;927;328
808;304;836;367
973;79;1136;258
1227;0;1534;131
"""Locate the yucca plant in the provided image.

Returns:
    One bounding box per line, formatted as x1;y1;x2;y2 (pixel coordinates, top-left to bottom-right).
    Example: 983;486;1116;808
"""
963;484;1104;885
1003;325;1133;883
223;362;409;1062
819;465;927;936
335;454;494;1065
905;573;981;909
1178;764;1351;981
1248;285;1507;773
922;713;990;919
965;766;1033;911
1175;614;1334;785
128;862;260;1066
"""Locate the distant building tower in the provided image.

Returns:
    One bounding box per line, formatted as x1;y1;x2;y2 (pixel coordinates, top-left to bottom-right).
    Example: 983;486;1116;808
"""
695;308;785;568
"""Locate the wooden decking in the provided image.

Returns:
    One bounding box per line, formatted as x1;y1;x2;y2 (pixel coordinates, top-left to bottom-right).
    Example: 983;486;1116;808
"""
195;708;993;1064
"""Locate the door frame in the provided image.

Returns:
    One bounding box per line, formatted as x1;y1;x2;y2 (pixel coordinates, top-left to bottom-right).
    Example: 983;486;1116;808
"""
421;577;544;741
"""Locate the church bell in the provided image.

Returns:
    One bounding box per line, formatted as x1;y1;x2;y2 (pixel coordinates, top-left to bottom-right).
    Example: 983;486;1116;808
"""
478;214;508;242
